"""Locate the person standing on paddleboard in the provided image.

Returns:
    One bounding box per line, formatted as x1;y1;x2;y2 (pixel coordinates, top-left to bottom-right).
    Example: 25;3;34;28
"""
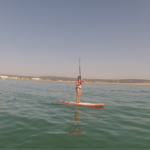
76;76;85;103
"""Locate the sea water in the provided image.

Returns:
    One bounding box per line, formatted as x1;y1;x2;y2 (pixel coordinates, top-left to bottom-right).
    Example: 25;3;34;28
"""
0;79;150;149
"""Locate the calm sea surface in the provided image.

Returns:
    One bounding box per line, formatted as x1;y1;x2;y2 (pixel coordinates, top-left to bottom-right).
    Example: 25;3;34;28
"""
0;79;150;149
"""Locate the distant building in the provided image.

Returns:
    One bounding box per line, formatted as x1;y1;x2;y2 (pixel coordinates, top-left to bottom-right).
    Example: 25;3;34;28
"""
0;75;8;80
32;78;40;80
8;76;18;79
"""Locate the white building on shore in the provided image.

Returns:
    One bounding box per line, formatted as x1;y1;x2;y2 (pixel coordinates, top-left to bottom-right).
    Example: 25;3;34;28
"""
0;75;8;80
32;78;40;80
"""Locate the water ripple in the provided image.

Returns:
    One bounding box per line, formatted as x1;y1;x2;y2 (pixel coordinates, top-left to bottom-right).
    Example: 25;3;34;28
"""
0;80;150;148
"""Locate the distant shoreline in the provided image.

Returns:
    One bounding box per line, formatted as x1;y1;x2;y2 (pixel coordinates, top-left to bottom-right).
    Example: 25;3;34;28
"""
52;80;150;85
1;74;150;85
4;78;150;85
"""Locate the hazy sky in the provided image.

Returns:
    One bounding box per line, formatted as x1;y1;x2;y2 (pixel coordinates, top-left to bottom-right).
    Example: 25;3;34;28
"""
0;0;150;79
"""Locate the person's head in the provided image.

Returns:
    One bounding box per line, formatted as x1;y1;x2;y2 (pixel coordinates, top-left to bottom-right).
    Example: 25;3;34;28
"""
77;76;81;80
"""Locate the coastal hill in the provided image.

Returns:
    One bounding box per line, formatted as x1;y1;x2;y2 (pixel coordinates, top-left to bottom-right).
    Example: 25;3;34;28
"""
0;74;150;83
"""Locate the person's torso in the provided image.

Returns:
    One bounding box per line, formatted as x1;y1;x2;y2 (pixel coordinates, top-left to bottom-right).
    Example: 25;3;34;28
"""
77;80;82;88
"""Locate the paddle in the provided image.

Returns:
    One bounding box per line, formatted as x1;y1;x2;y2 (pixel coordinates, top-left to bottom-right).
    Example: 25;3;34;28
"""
79;58;81;77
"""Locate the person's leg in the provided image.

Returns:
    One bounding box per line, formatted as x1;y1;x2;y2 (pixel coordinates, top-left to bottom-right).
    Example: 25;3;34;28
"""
78;89;82;103
76;89;79;103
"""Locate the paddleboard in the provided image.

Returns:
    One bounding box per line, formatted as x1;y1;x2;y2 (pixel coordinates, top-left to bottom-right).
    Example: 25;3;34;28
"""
58;100;106;107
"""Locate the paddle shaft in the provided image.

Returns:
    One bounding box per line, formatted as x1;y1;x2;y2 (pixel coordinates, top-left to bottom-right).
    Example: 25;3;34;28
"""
79;58;81;77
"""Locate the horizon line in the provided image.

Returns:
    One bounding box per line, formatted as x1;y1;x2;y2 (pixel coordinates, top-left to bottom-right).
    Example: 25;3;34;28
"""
0;73;150;81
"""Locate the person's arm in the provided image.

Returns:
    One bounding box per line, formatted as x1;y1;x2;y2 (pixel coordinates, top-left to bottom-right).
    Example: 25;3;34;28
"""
76;81;78;87
81;79;85;82
76;81;80;88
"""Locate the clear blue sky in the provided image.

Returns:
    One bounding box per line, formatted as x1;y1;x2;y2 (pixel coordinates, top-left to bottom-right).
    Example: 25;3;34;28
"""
0;0;150;79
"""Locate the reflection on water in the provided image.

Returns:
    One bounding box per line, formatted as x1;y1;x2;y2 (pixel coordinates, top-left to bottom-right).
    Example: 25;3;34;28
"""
66;106;105;138
66;106;82;138
92;107;105;110
72;106;80;125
